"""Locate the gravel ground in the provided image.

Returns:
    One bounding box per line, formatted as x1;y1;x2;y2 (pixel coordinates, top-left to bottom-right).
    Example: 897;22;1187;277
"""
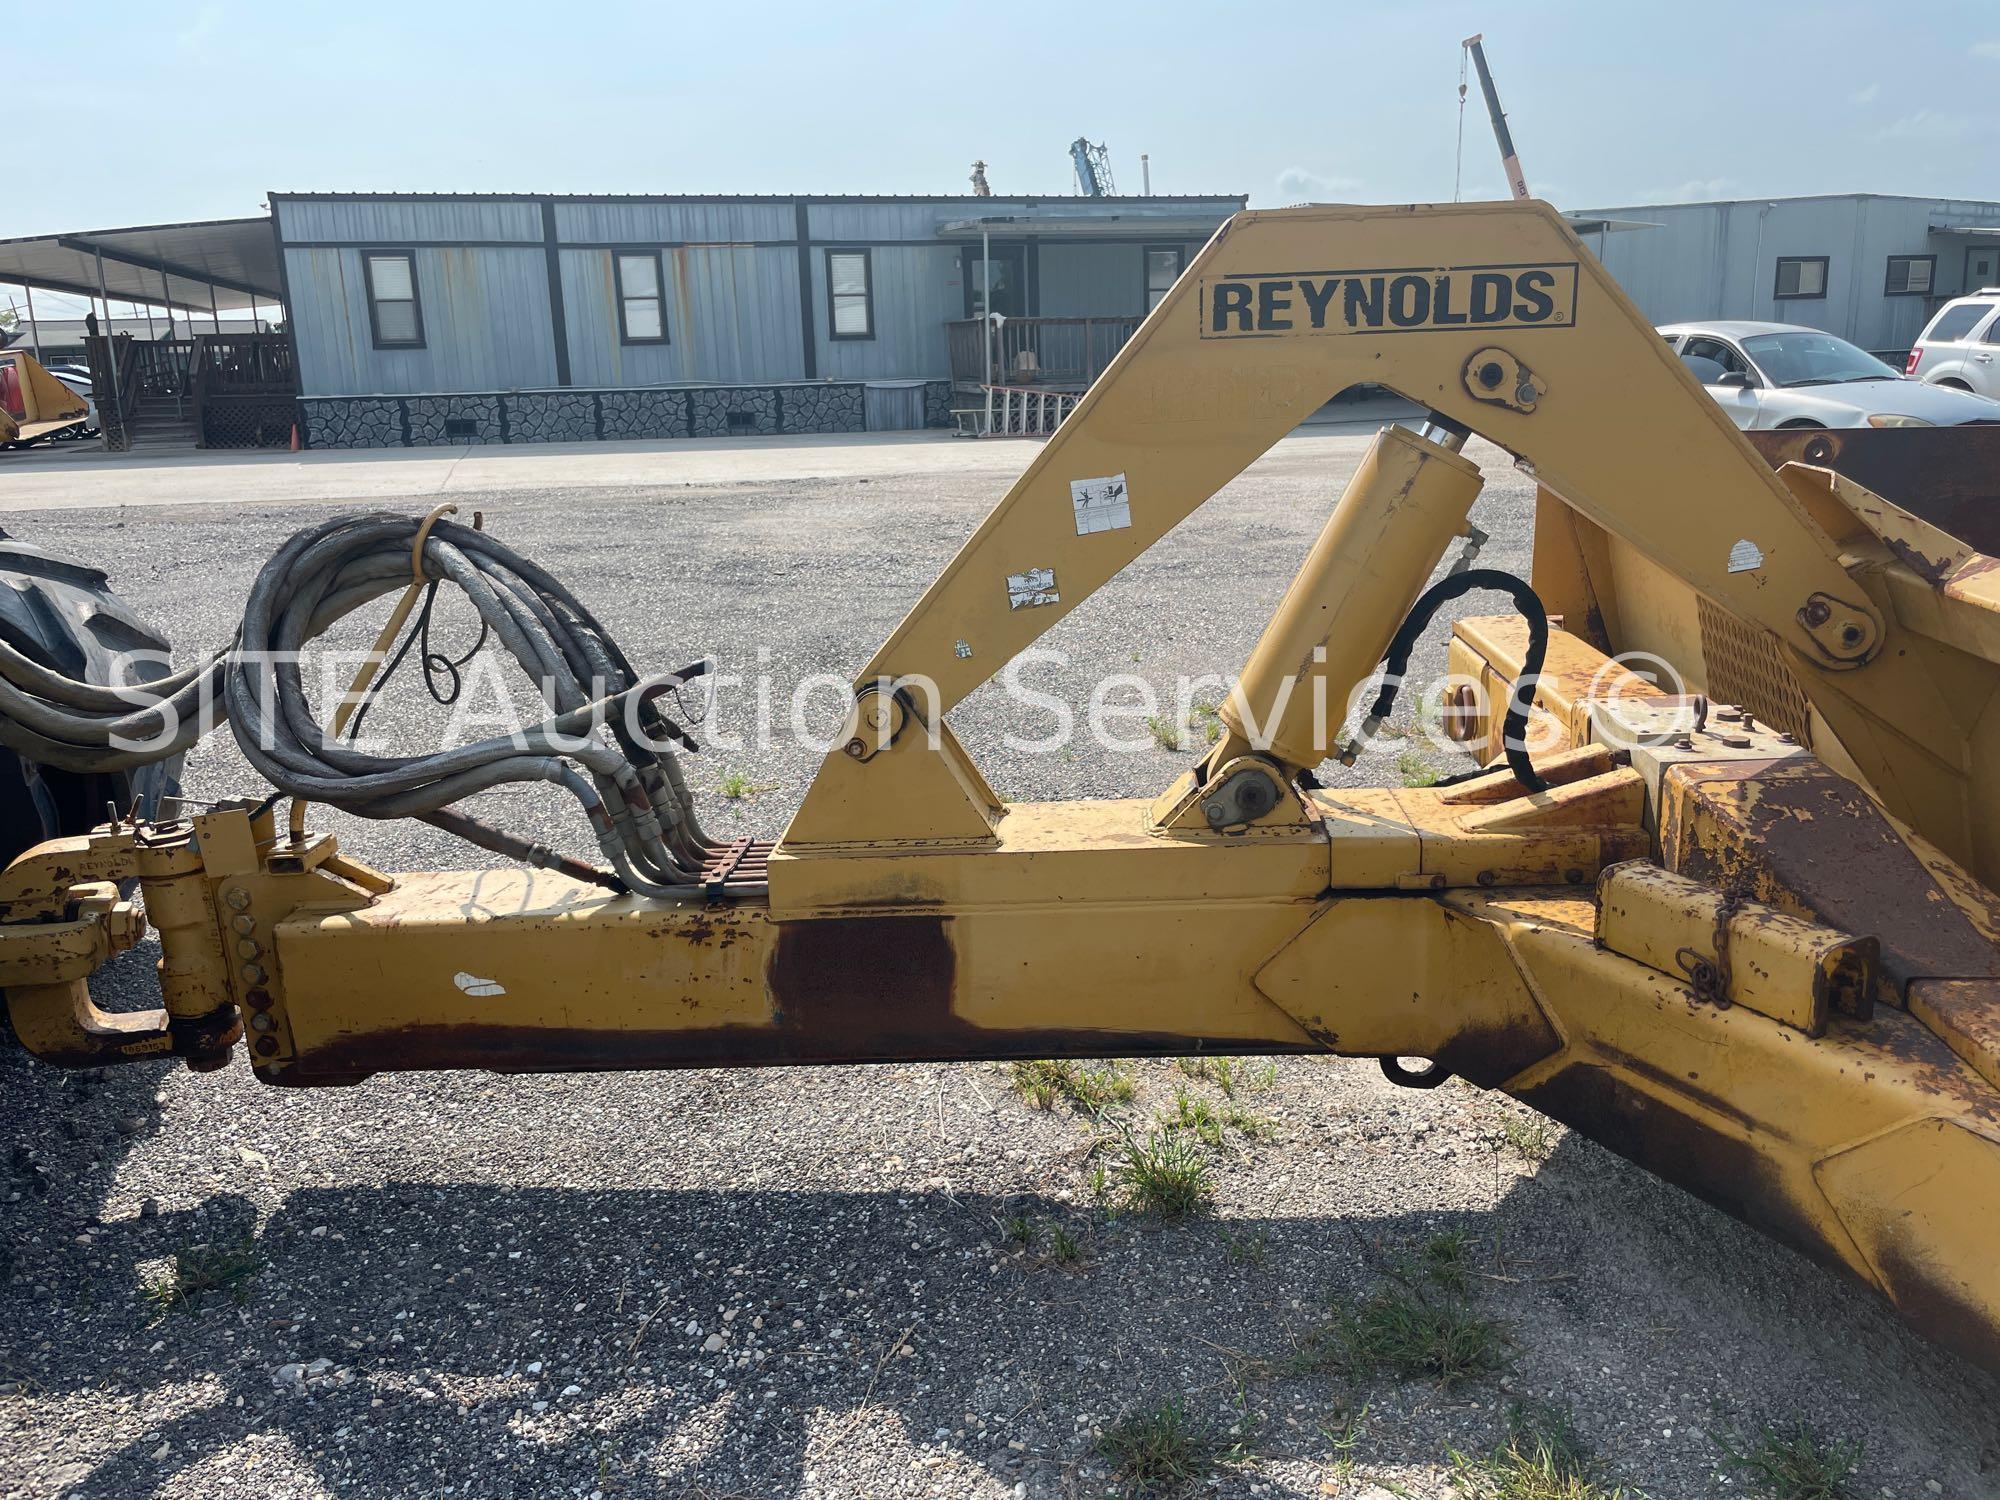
3;431;1998;1499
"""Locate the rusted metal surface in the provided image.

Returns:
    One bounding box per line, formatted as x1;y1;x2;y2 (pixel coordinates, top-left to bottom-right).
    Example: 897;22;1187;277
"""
1907;978;2000;1094
1745;426;2000;556
275;913;1322;1085
1515;1000;2000;1374
700;837;770;899
1661;756;2000;996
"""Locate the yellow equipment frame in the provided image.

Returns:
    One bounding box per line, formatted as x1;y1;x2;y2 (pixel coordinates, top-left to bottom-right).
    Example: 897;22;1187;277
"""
7;202;2000;1372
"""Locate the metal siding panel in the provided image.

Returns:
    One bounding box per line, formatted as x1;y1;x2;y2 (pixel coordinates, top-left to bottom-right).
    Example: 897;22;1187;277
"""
673;245;806;383
810;202;952;241
864;383;926;430
554;201;795;243
561;246;803;385
563;249;668;387
285;245;555;395
818;245;959;380
278;198;541;244
807;199;1243;241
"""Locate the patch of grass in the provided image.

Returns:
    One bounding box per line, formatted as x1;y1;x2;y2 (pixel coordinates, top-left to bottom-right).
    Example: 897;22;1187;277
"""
1008;1058;1135;1115
1220;1225;1269;1267
1500;1114;1558;1164
1421;1229;1473;1296
1001;1213;1037;1248
1167;1087;1225;1147
1191;701;1225;745
717;770;775;800
1319;1399;1370;1479
1097;1397;1221;1493
1222;1104;1275;1140
142;1240;264;1319
1397;751;1441;789
1113;1130;1214;1219
1711;1416;1862;1500
1046;1223;1085;1266
1455;1400;1627;1499
1296;1283;1505;1389
1145;714;1187;752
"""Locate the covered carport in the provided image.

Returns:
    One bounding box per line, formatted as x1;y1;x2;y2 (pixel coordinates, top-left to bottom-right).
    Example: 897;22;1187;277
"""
0;216;292;451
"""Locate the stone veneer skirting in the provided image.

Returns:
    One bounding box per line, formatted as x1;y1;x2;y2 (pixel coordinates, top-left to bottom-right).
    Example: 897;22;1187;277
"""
301;381;954;450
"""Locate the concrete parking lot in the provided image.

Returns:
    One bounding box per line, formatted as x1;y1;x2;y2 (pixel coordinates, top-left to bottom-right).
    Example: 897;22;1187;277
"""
2;427;1996;1499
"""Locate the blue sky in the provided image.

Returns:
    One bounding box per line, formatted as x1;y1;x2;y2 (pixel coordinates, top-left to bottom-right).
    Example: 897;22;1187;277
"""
11;0;2000;317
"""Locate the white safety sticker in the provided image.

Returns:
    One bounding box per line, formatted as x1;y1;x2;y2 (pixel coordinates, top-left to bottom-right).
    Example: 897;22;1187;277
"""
1727;538;1764;574
1007;567;1060;610
1070;473;1132;535
454;972;506;998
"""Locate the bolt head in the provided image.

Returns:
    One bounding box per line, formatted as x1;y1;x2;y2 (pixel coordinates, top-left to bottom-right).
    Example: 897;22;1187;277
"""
223;887;251;911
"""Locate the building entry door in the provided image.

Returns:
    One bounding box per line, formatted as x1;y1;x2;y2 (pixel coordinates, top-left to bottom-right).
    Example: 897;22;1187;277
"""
962;245;1026;320
1969;244;2000;291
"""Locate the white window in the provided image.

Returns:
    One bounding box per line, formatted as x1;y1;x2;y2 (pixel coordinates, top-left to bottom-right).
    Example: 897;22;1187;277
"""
1145;246;1185;311
1774;256;1828;300
1884;255;1935;296
365;252;423;348
828;250;873;339
616;253;666;344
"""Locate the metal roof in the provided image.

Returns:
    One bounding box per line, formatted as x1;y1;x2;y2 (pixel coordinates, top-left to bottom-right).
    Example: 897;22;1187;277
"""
936;211;1233;238
0;216;281;312
270;190;1245;205
1564;215;1662;235
1935;224;2000;237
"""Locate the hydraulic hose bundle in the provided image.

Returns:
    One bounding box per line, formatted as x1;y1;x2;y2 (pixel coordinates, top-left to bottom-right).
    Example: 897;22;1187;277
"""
0;511;717;894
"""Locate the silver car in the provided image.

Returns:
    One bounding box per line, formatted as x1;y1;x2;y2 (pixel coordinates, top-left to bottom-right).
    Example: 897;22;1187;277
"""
1659;320;2000;429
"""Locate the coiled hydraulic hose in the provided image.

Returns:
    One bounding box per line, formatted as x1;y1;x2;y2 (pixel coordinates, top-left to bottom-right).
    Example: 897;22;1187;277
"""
1364;567;1549;794
0;511;715;892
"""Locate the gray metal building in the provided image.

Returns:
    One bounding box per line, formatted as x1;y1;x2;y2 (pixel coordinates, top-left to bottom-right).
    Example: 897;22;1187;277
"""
1569;193;2000;355
270;192;1243;447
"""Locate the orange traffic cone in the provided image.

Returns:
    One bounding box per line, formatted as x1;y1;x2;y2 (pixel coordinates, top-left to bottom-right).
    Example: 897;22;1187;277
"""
290;423;300;452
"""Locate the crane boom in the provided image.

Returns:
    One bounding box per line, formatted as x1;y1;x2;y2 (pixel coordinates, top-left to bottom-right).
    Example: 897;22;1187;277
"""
1463;33;1530;200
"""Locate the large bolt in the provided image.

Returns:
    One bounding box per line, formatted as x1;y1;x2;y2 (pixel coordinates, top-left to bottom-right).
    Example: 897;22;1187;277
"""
240;962;266;986
223;887;251;912
230;913;256;936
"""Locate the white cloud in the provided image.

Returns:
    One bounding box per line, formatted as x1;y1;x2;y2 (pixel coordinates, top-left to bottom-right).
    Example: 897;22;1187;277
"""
1875;110;1992;142
1972;40;2000;59
1850;82;1880;105
1275;166;1361;203
1637;177;1741;204
177;4;222;51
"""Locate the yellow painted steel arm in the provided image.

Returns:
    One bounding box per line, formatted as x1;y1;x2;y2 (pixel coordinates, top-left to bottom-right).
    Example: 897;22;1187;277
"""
863;201;1882;712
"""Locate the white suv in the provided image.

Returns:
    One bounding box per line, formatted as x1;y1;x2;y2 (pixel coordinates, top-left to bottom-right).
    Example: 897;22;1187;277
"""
1907;292;2000;397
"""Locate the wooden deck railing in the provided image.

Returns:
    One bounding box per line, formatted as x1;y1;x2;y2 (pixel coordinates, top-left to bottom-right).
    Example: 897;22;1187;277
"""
945;314;1143;390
